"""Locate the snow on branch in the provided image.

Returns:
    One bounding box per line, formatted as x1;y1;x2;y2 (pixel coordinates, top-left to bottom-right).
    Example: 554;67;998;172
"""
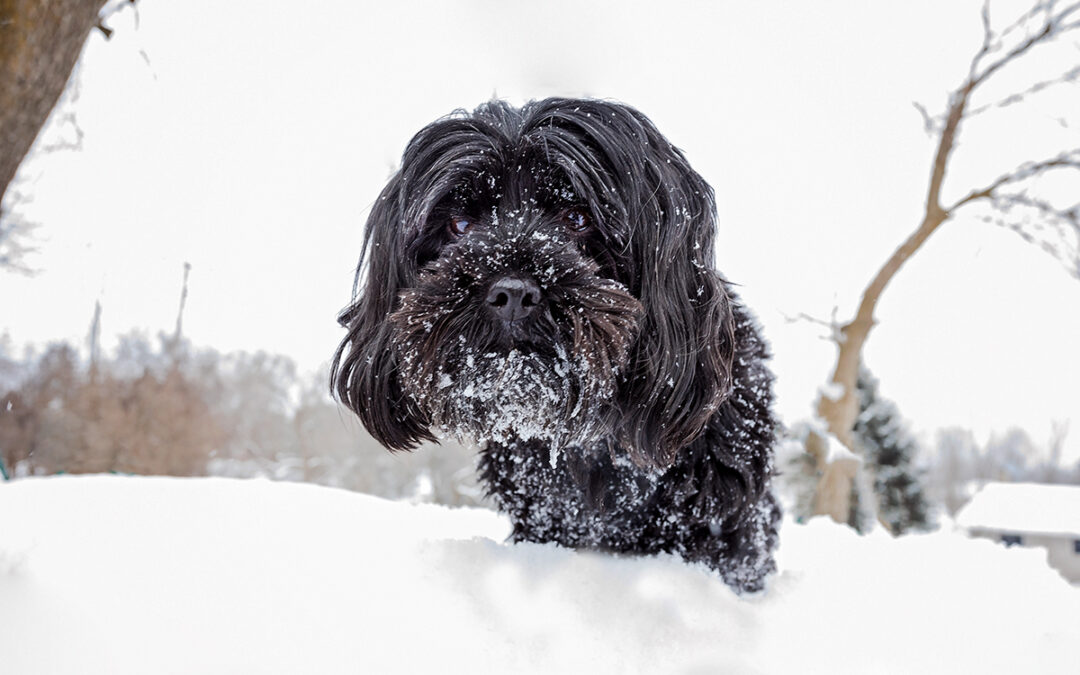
917;1;1080;134
919;1;1080;277
948;149;1080;211
783;307;847;345
985;191;1080;277
947;149;1080;277
964;64;1080;120
968;0;1080;89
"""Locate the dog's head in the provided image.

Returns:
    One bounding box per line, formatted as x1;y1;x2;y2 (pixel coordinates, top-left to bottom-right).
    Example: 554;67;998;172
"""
332;98;736;470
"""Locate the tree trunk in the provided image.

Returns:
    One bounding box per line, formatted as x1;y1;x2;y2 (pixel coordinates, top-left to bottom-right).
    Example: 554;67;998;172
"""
815;207;950;446
811;207;950;521
805;427;860;524
0;0;107;215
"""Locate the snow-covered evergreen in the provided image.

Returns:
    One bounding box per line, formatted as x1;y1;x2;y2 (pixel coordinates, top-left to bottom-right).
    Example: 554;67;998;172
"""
853;365;934;534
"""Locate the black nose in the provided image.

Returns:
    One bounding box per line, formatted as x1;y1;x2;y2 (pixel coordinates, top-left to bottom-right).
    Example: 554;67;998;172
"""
486;277;542;322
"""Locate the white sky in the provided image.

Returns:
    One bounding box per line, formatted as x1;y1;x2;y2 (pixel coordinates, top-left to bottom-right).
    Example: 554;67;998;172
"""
2;0;1079;461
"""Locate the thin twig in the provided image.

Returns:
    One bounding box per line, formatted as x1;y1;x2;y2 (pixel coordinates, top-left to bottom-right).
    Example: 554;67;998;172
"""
946;150;1080;212
970;2;1080;89
966;64;1080;118
912;101;938;135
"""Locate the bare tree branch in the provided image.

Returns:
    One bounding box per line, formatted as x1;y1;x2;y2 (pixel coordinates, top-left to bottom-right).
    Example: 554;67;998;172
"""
811;0;1080;524
984;188;1080;277
94;19;114;39
946;149;1080;211
912;101;939;135
969;1;1080;89
969;0;995;81
38;111;86;154
783;308;845;344
966;64;1080;118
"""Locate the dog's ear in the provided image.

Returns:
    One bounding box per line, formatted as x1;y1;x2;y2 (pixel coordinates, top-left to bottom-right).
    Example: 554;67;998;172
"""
331;175;434;451
551;100;736;470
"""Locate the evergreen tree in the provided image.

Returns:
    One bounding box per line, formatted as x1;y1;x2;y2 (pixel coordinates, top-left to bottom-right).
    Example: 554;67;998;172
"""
853;365;933;534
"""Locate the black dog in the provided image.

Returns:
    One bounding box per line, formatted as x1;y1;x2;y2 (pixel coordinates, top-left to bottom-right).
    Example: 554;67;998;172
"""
332;98;780;593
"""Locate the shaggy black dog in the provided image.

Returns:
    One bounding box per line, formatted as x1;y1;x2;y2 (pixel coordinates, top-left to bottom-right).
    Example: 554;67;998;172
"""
332;98;780;593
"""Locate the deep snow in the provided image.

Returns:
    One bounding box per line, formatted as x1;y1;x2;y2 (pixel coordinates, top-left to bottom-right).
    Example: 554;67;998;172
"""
1;476;1078;674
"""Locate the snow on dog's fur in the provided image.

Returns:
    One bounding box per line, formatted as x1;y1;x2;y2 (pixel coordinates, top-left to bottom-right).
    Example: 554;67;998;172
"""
332;98;780;592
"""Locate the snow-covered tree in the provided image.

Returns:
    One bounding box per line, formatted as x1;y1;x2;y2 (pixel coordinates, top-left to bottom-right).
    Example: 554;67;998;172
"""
777;426;821;523
853;366;933;534
778;422;875;533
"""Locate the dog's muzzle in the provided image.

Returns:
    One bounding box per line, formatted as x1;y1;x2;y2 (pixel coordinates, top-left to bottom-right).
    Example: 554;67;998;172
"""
485;276;542;324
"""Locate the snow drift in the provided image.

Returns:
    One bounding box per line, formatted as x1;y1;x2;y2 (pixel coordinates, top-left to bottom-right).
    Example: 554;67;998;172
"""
1;476;1077;674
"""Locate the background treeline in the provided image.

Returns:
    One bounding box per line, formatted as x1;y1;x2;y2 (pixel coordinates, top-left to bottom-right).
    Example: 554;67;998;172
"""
0;330;484;506
2;329;1078;528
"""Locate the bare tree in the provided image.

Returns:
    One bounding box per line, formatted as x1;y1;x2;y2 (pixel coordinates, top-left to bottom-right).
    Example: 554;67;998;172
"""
0;0;113;269
929;427;982;517
810;0;1080;523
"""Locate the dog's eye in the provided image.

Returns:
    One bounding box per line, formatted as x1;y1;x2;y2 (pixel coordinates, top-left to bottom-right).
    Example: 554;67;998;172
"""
448;216;474;237
562;208;590;233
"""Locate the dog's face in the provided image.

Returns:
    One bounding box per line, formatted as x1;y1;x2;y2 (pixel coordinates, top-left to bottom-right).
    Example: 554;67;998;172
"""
333;99;736;470
389;204;644;456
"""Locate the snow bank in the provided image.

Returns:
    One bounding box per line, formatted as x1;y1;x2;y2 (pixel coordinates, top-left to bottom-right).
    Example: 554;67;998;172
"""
1;476;1077;674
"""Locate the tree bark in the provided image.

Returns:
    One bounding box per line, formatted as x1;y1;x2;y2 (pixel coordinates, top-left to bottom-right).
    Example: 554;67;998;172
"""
0;0;107;217
810;83;969;521
814;208;950;448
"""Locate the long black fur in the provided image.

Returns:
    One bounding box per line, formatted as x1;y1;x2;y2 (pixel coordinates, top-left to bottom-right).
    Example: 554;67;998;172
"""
332;98;780;592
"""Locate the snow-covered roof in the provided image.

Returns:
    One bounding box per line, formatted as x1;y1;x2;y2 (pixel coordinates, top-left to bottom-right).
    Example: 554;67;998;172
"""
956;482;1080;537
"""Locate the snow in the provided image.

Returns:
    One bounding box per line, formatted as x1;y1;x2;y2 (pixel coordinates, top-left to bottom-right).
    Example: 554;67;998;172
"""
956;482;1080;537
2;476;1078;674
788;419;862;465
819;381;846;402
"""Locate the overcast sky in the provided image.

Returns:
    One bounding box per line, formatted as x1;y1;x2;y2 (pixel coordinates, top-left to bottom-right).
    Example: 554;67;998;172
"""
3;0;1079;461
